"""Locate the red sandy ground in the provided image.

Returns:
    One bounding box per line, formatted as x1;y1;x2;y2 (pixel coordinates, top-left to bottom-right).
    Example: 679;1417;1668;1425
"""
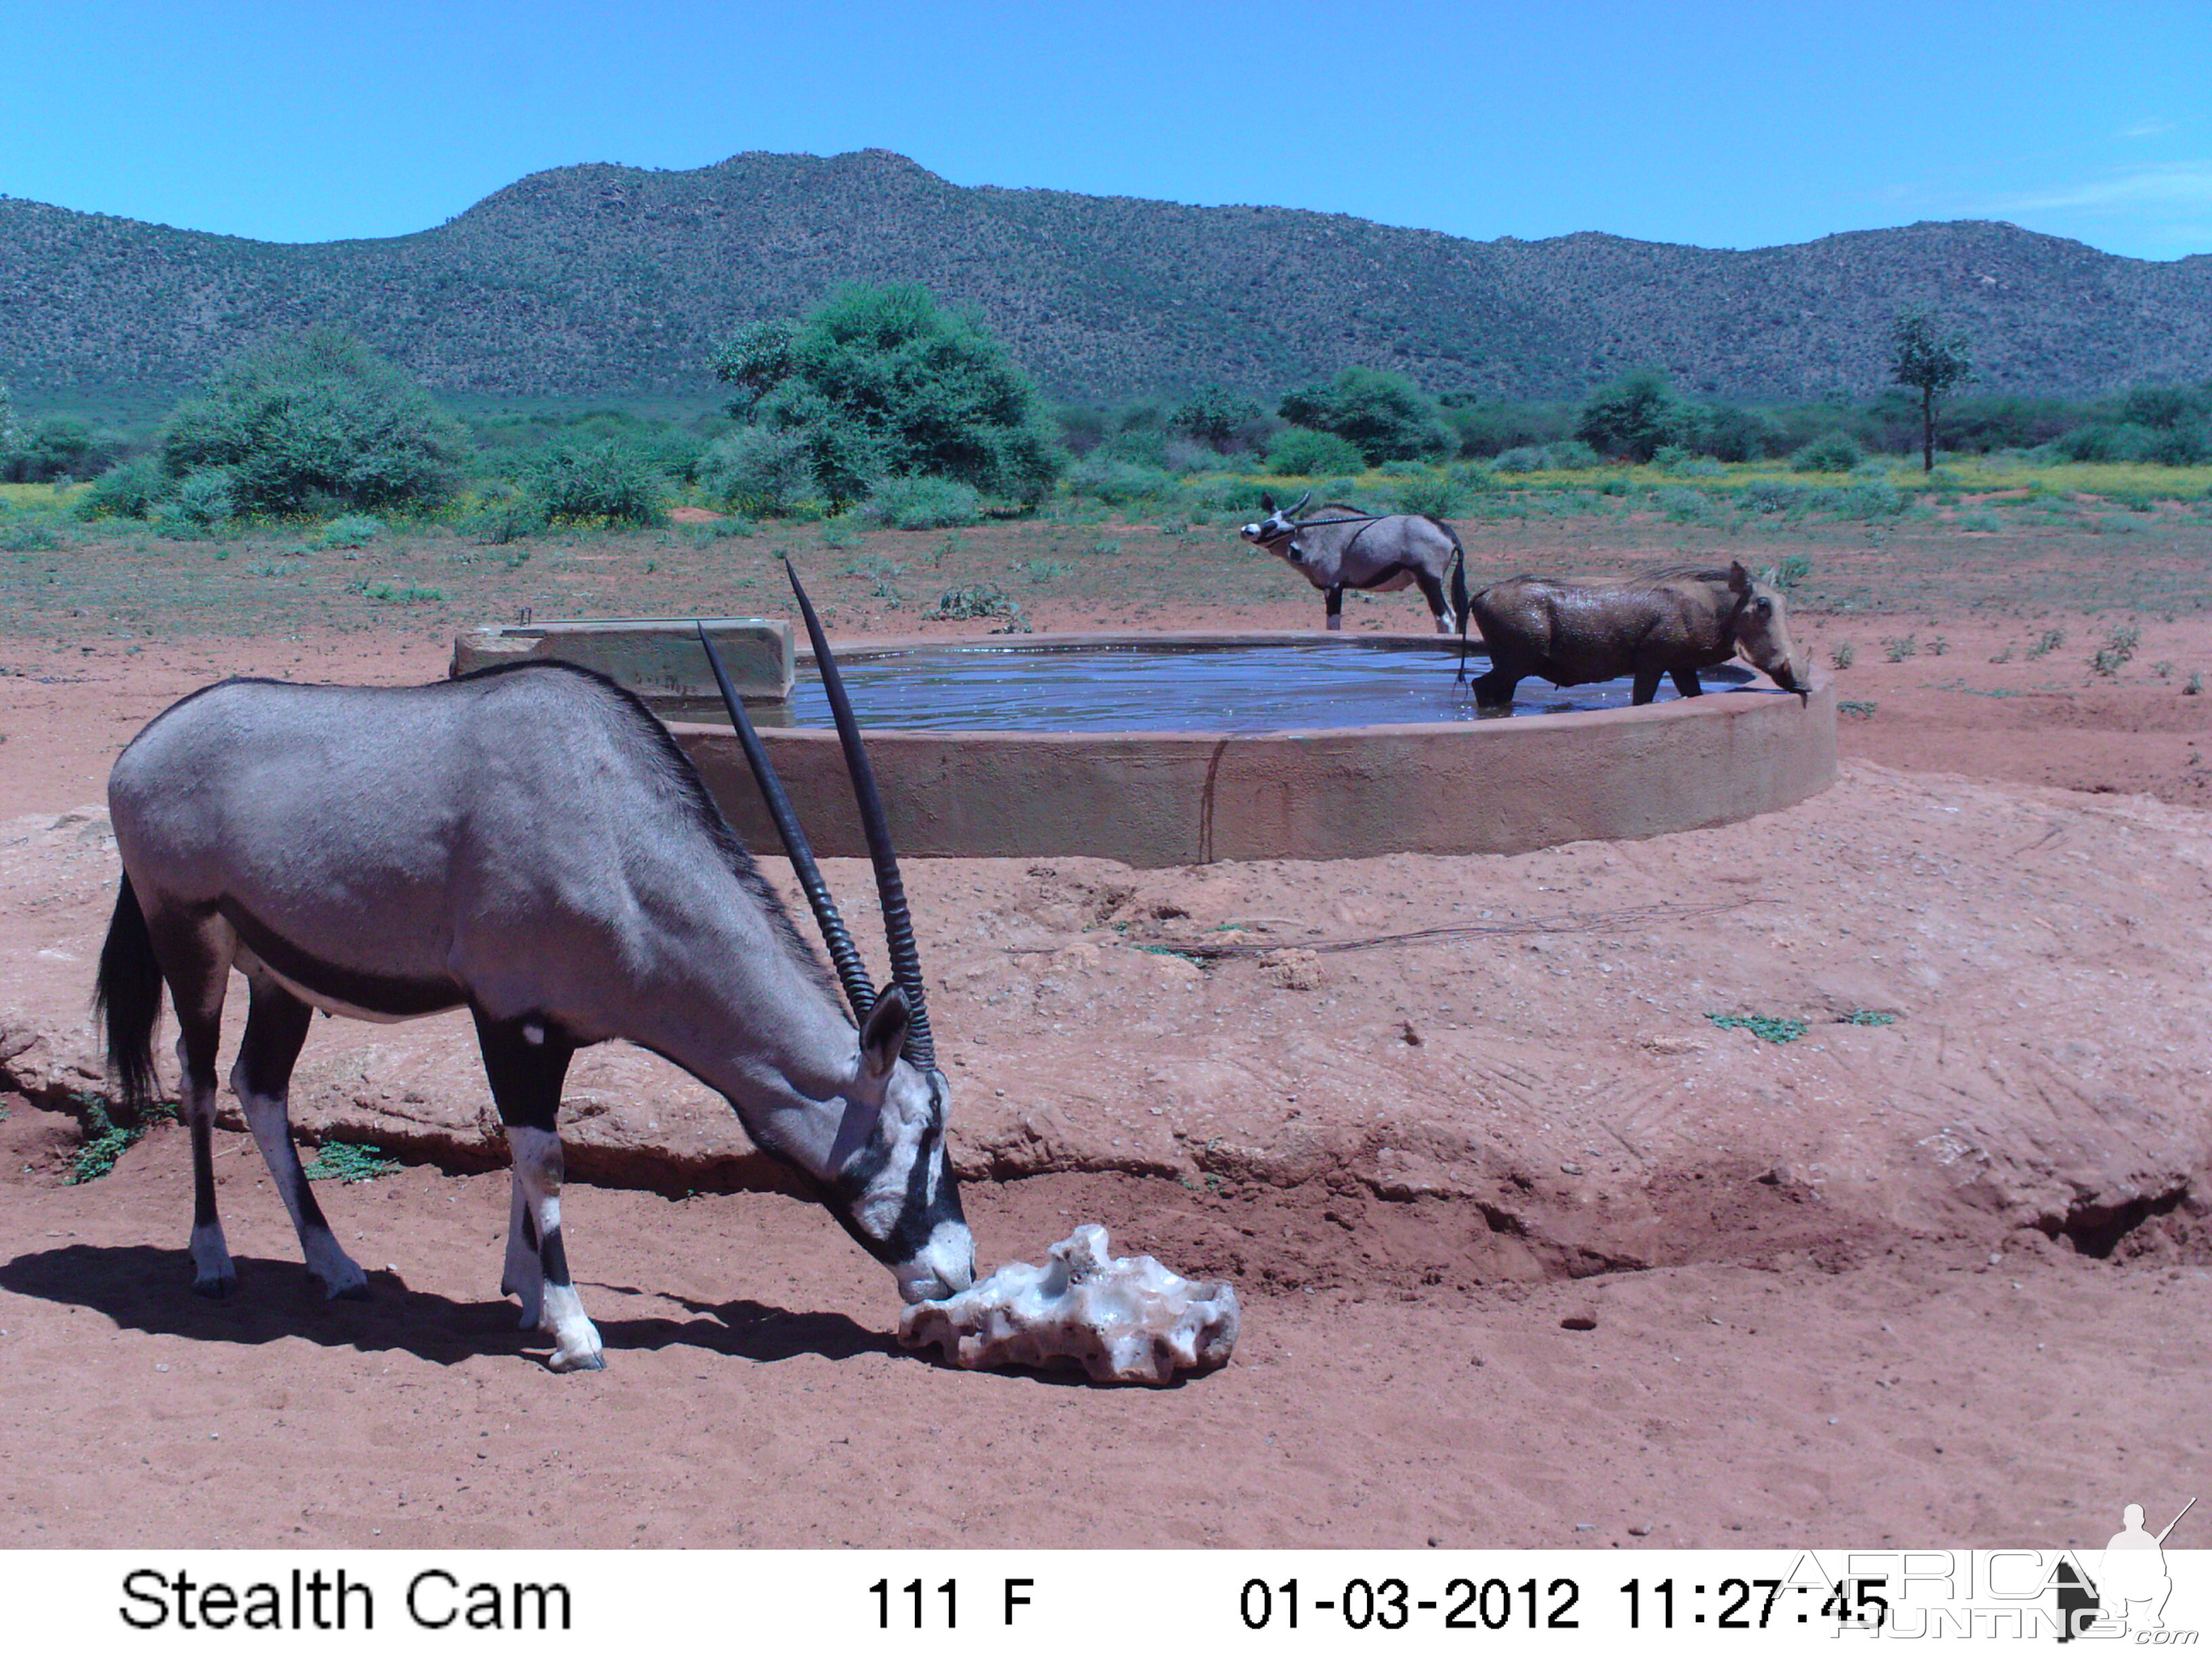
3;518;2210;1551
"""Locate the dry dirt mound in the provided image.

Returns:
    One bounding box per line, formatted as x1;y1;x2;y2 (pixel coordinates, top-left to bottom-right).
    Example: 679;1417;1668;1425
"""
10;758;2210;1283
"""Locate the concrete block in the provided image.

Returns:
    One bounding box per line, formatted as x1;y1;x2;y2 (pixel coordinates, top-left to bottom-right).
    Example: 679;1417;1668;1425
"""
451;617;794;713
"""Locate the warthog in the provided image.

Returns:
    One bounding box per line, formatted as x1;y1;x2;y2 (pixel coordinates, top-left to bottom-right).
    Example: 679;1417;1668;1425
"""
1467;561;1809;710
1240;490;1467;633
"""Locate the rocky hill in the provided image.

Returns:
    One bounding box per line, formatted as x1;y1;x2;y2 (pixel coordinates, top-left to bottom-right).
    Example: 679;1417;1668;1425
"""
3;148;2207;408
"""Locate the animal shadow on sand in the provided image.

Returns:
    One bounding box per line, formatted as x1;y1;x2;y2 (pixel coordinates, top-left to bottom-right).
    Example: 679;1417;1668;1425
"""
0;1246;901;1369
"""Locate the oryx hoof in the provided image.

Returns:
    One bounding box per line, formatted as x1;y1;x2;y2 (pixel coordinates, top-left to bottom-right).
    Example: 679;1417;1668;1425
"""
191;1270;237;1300
327;1281;373;1303
546;1344;606;1374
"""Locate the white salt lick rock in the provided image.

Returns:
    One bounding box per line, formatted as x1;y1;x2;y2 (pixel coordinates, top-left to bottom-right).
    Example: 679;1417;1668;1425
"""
899;1223;1240;1385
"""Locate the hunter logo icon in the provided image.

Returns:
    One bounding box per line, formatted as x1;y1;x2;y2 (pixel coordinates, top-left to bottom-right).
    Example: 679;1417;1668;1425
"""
2060;1497;2195;1639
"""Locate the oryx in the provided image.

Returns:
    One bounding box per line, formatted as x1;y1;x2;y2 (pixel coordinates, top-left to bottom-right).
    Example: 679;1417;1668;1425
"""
94;566;973;1372
1240;490;1468;633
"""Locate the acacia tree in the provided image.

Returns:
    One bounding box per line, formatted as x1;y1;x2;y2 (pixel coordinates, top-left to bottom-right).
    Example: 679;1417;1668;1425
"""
159;327;469;513
1889;307;1974;473
1574;368;1698;463
1277;367;1452;464
710;283;1063;506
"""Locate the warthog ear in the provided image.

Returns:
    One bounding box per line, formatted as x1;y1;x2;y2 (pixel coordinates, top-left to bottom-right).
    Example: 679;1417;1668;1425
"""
1728;560;1752;594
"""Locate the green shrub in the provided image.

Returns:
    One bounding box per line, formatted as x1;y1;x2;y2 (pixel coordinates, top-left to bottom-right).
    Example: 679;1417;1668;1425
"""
314;514;384;549
1170;385;1267;451
1278;367;1452;464
1265;428;1366;476
157;468;238;531
1791;431;1864;472
528;441;668;525
1183;476;1275;515
1067;455;1181;505
1656;486;1720;524
460;484;547;544
1740;478;1811;515
77;456;169;520
1;415;117;484
713;282;1064;506
1829;479;1904;518
859;475;982;529
1385;471;1467;517
160;327;468;514
1575;369;1700;462
0;519;63;552
697;425;819;516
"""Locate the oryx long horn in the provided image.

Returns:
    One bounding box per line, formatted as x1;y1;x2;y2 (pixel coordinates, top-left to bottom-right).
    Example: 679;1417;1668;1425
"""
1288;488;1312;516
781;559;937;1073
697;621;878;1025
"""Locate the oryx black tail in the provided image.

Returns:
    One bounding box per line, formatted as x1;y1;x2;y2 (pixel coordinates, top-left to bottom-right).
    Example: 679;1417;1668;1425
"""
94;871;165;1112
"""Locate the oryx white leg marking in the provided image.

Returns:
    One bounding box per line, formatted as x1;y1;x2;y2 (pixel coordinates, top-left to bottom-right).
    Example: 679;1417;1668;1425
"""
507;1126;602;1372
230;1055;369;1300
178;1033;234;1297
500;1168;544;1327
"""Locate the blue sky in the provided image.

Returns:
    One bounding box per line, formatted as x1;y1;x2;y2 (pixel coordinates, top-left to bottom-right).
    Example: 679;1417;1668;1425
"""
2;0;2207;260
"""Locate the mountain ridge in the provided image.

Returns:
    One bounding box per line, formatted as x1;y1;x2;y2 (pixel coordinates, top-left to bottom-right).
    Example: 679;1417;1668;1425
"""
3;148;2207;408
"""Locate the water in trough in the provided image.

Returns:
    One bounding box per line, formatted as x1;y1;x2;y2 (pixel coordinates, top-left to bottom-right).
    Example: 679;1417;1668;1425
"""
778;638;1760;733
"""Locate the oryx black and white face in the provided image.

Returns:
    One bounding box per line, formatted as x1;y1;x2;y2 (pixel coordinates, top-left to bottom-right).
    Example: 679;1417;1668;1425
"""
811;987;972;1304
839;1072;972;1303
1239;489;1311;559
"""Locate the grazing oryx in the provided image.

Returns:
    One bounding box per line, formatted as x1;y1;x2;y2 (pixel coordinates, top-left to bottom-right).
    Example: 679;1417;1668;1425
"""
1465;560;1810;711
95;567;973;1372
1240;489;1468;633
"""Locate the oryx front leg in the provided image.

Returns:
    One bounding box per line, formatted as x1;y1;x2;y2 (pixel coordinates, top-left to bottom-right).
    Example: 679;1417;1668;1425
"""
473;1009;600;1372
231;979;367;1300
505;1126;600;1372
500;1172;541;1324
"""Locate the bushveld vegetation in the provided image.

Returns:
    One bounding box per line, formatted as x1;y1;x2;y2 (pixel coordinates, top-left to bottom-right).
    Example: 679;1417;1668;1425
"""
8;289;2211;562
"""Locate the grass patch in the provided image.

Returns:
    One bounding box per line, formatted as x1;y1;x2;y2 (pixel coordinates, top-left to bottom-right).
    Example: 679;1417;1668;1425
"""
1839;1010;1897;1027
1837;699;1879;718
303;1141;402;1183
1707;1012;1807;1044
62;1094;173;1185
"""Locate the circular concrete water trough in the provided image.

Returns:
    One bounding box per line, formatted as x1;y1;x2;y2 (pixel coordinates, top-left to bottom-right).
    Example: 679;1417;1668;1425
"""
669;631;1836;867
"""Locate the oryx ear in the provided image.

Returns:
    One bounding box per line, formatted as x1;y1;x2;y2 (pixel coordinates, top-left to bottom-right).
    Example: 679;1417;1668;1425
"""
858;985;910;1082
1258;491;1276;512
1727;560;1752;594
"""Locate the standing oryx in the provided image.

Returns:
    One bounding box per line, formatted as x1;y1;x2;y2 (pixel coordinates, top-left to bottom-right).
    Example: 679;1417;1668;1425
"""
95;565;973;1372
1240;489;1468;634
